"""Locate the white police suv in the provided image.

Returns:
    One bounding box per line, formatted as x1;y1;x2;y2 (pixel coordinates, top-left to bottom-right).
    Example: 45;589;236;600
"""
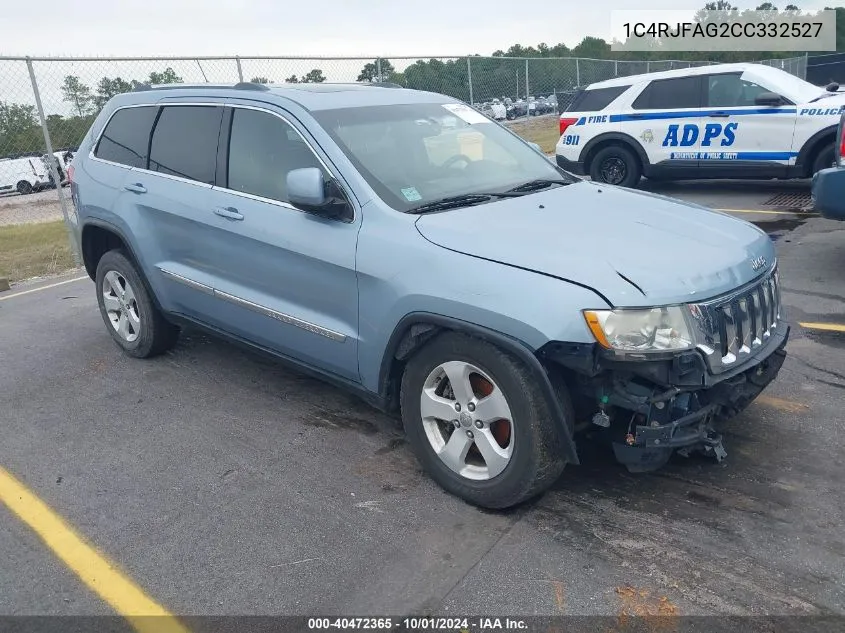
555;62;845;187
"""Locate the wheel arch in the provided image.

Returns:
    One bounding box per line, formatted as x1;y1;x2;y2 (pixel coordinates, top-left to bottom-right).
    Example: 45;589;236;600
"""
580;132;649;176
80;220;167;314
796;124;837;176
378;312;579;465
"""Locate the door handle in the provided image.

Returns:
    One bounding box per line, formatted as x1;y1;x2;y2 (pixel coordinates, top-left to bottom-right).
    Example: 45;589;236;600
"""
124;183;147;194
213;206;244;221
708;112;730;118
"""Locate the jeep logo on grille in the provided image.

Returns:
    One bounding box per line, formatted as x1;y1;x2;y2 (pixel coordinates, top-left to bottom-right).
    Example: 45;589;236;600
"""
750;256;767;272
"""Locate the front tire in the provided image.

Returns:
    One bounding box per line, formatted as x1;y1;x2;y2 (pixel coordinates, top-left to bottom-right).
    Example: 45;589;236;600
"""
95;250;179;358
400;332;569;509
589;145;641;188
16;180;33;195
811;142;835;175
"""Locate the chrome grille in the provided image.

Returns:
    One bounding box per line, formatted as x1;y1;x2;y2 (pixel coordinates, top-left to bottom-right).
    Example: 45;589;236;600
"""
690;268;783;374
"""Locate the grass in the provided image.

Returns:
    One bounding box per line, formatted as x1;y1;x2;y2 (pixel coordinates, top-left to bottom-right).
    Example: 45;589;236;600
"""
507;116;560;154
0;221;76;284
0;124;561;287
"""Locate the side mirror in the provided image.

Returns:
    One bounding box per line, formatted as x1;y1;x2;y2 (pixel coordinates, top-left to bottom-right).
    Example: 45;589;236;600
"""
286;167;351;221
755;92;784;106
287;167;327;208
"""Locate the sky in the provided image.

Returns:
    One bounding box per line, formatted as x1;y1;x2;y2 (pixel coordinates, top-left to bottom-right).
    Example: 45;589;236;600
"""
0;0;833;58
0;0;833;118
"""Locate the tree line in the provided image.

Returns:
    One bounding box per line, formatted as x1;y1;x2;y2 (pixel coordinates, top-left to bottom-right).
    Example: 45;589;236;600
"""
3;2;843;158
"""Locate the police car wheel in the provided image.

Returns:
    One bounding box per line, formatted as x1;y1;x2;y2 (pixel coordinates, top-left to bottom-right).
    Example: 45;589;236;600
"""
589;145;641;188
811;143;835;175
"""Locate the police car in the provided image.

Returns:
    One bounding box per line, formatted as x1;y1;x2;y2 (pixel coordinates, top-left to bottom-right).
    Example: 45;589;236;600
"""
555;62;845;188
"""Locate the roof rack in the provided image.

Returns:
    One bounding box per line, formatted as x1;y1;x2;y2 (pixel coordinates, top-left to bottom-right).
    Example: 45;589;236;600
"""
132;82;270;92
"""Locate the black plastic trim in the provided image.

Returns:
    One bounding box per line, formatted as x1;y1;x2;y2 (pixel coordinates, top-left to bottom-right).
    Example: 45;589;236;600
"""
556;155;585;175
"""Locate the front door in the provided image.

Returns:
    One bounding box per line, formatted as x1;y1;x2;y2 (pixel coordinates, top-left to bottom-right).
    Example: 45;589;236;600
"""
201;104;361;381
699;72;796;178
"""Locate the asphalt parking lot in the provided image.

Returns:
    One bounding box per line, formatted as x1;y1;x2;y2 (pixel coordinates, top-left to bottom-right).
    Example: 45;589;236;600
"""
1;180;844;627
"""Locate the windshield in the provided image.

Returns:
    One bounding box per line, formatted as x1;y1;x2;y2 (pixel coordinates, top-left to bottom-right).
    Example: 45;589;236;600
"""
749;66;825;103
313;103;573;212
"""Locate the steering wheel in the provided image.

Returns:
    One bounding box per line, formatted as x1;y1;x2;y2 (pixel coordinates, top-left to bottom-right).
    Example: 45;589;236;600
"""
441;154;473;169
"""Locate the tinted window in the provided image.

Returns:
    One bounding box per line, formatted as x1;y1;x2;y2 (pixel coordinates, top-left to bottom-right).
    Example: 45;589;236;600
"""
94;106;158;168
706;73;771;107
148;106;222;184
227;108;324;203
632;76;702;110
569;86;629;112
312;103;570;212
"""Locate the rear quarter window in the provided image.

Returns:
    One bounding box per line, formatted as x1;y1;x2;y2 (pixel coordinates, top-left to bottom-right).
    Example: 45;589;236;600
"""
94;106;159;168
568;85;630;112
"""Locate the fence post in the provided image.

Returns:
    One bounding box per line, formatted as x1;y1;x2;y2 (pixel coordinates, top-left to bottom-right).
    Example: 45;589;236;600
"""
646;61;650;73
614;60;618;77
525;58;530;113
26;58;81;267
377;58;383;82
575;58;580;86
466;57;474;105
236;57;244;82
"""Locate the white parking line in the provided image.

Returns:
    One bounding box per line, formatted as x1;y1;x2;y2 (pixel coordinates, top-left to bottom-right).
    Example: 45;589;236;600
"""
0;275;89;302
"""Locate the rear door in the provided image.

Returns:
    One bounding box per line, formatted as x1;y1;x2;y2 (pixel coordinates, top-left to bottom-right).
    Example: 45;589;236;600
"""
127;102;225;317
84;103;160;248
626;75;704;174
700;72;795;178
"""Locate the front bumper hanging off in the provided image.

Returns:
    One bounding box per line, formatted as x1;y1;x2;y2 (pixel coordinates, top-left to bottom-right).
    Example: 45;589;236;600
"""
610;332;788;472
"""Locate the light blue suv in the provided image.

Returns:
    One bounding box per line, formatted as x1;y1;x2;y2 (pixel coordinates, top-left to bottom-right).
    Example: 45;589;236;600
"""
69;81;789;508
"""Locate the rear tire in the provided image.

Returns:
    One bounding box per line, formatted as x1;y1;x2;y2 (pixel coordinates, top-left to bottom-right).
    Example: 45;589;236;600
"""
95;250;179;358
16;181;33;195
400;332;569;509
589;145;641;188
811;142;835;175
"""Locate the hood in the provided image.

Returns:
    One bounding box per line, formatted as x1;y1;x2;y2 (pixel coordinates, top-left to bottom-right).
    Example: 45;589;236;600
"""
799;93;845;112
414;181;775;308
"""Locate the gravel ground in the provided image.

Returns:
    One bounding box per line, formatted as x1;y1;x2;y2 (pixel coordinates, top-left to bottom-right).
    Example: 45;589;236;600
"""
0;189;67;227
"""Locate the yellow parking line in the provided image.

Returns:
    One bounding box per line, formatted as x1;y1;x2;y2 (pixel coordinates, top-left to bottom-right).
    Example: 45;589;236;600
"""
714;208;817;216
0;275;88;302
755;395;809;413
800;322;845;333
0;465;189;633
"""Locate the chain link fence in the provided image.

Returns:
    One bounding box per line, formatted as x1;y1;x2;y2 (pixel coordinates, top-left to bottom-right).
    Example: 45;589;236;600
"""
0;53;809;248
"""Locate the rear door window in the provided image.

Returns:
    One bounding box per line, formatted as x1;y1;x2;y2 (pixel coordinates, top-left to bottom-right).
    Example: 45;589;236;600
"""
94;106;158;168
632;76;703;110
148;105;223;184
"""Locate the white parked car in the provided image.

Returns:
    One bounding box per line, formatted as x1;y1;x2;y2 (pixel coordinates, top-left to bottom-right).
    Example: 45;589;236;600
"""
0;156;51;195
555;62;845;187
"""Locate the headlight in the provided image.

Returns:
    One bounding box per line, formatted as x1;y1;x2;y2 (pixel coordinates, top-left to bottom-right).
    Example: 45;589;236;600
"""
583;306;695;352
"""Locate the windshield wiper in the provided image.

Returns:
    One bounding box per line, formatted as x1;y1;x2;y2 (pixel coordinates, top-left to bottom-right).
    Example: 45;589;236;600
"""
406;192;521;214
505;178;573;193
809;92;839;103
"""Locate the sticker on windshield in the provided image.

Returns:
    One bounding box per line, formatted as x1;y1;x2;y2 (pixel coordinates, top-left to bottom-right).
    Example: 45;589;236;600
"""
442;103;490;125
401;186;422;202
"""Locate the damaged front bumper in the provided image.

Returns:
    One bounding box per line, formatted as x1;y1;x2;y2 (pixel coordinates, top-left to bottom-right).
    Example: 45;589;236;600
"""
539;324;789;472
